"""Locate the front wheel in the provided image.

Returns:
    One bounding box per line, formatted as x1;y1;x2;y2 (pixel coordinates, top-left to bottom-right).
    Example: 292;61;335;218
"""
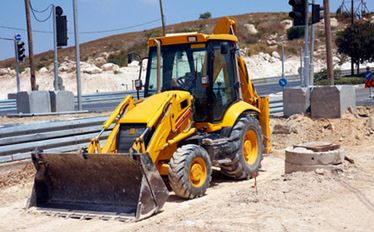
220;114;263;179
168;145;212;199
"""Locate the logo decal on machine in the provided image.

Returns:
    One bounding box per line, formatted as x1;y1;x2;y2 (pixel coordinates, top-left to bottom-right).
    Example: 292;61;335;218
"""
175;108;192;131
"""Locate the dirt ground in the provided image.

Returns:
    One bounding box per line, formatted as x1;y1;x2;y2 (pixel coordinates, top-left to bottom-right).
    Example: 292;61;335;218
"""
0;111;109;126
0;108;373;232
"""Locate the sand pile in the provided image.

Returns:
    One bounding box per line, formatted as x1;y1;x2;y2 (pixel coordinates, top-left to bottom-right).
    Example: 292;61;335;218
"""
271;107;374;150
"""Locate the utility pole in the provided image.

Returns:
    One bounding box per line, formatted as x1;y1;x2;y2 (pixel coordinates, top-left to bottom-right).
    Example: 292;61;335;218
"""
73;0;82;110
350;0;354;75
323;0;334;85
24;0;37;90
309;0;316;86
159;0;166;36
303;1;310;87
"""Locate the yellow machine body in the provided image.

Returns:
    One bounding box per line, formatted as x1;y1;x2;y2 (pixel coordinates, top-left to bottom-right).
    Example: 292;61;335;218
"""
28;16;271;221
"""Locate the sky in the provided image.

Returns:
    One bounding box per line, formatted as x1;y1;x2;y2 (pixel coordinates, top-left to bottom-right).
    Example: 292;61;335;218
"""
0;0;372;60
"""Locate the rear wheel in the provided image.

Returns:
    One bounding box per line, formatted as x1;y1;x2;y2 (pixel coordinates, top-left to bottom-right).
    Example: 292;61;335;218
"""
168;145;212;199
220;114;263;179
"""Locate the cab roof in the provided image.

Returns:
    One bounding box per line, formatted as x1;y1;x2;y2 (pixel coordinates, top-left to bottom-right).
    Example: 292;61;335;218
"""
147;32;238;47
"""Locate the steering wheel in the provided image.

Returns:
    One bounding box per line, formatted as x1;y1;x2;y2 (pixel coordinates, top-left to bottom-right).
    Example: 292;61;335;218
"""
177;73;195;90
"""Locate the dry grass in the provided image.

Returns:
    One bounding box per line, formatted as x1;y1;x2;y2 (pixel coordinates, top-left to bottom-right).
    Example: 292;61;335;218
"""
0;12;356;69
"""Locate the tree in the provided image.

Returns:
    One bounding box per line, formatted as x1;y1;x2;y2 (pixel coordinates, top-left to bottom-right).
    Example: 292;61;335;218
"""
336;21;374;75
287;27;305;40
199;12;211;19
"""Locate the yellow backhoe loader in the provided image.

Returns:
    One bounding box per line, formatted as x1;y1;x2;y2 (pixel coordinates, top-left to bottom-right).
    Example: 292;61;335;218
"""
28;17;271;221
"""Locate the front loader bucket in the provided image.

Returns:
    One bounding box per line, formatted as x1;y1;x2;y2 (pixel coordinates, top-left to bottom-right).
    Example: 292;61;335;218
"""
27;152;169;221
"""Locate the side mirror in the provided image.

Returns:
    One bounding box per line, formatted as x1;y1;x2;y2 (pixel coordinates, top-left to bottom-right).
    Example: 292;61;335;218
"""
135;79;143;90
127;52;134;65
220;42;229;55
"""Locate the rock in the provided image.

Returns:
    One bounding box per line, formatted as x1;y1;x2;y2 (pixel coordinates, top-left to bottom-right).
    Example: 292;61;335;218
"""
58;61;76;73
266;39;277;46
243;23;258;35
315;168;326;175
268;57;277;63
82;65;103;74
369;117;374;130
271;51;280;59
331;18;339;27
128;61;140;67
281;19;293;30
273;124;292;134
101;63;115;71
322;18;339;27
22;67;30;75
94;56;107;66
113;64;121;74
39;67;48;74
0;68;9;76
269;33;278;40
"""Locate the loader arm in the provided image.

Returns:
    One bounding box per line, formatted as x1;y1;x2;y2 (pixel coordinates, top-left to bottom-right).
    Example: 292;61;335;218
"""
87;95;135;153
237;57;271;154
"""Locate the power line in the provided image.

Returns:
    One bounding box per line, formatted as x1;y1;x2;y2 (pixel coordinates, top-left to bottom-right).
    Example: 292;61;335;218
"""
29;1;52;13
0;25;51;34
79;19;161;34
29;1;53;23
0;18;161;35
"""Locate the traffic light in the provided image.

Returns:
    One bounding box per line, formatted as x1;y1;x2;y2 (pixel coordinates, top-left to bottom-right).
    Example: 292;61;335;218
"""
289;0;306;27
55;6;68;47
312;4;323;24
17;41;25;62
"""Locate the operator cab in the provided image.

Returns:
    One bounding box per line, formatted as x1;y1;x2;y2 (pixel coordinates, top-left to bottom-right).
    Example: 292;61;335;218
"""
144;38;240;123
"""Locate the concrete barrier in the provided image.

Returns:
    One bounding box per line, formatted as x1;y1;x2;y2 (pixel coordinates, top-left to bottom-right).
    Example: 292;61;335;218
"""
16;91;52;113
50;91;74;112
283;87;311;117
311;85;356;118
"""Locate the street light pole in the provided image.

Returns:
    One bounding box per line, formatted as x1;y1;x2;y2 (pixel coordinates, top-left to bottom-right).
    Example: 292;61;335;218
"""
303;1;310;87
73;0;82;110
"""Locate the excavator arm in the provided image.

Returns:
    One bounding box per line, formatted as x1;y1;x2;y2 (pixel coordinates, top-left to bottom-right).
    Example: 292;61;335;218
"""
214;17;271;154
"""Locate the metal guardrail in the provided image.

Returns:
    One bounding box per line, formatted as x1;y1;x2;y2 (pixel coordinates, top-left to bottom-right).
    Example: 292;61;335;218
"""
0;91;138;112
0;96;283;163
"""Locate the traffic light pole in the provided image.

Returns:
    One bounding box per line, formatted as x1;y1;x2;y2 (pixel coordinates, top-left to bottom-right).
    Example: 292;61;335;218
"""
52;5;59;91
14;40;21;93
73;0;82;111
303;1;310;87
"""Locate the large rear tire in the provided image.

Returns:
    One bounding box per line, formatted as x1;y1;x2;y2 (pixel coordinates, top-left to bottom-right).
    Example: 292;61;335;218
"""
168;145;212;199
220;114;263;179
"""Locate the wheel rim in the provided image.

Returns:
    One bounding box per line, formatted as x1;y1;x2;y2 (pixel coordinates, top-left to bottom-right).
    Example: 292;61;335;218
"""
243;130;258;166
189;157;207;188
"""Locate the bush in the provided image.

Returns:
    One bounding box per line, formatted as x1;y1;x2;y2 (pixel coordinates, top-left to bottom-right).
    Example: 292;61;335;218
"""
108;50;127;67
314;68;342;82
199;12;211;19
287;27;305;40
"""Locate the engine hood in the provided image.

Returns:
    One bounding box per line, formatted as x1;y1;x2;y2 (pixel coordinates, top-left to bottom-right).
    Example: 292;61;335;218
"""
118;90;192;127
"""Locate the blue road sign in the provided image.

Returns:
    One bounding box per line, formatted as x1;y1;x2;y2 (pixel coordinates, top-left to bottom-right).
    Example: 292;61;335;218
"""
14;34;21;41
279;77;288;87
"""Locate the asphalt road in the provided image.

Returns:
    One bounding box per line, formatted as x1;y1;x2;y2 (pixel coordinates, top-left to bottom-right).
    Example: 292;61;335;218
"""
1;81;373;115
82;81;374;112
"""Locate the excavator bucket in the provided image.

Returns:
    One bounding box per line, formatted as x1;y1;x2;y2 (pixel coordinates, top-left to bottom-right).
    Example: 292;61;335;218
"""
27;151;169;221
